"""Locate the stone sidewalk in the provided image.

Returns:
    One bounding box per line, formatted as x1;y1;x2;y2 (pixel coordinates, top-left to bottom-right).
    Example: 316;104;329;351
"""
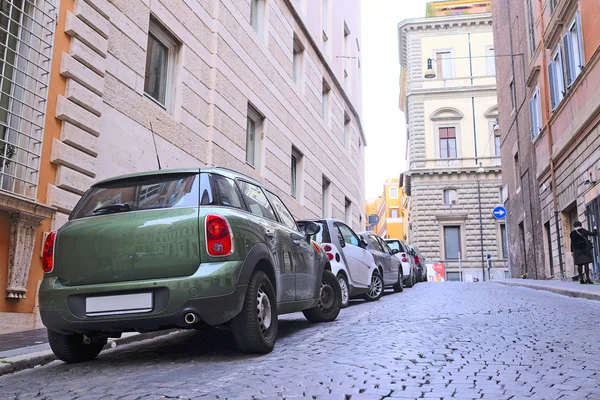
495;278;600;301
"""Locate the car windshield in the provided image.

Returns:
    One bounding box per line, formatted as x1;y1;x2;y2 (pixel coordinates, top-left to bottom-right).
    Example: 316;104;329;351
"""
71;173;201;219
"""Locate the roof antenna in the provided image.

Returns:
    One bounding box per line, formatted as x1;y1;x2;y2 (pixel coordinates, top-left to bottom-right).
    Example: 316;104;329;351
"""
149;121;162;170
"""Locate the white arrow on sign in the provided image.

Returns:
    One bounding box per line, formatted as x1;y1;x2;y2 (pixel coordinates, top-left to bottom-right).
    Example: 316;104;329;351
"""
493;209;506;218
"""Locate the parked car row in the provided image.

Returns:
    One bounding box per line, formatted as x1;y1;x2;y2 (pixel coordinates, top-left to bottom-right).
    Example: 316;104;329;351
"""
384;238;428;285
38;167;427;364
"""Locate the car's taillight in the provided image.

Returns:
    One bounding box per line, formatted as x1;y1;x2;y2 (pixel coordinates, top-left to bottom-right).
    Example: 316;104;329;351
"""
401;253;407;263
42;231;57;273
326;253;334;261
322;244;333;252
206;215;233;256
415;255;420;265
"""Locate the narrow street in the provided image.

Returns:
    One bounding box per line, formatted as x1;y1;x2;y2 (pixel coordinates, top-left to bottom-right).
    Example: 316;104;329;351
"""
2;283;600;399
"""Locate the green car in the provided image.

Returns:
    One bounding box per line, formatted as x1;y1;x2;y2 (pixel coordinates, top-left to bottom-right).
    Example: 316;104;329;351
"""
39;168;341;363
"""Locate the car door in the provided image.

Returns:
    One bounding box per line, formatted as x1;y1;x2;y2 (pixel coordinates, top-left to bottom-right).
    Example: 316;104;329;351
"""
377;236;400;283
368;234;392;282
236;180;296;303
334;222;373;287
265;191;318;301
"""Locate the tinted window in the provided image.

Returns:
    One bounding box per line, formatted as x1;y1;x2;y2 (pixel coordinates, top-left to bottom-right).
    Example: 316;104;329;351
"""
199;173;214;205
266;191;297;230
378;237;393;254
298;220;330;243
213;175;244;209
72;173;200;219
336;223;360;247
237;181;277;221
368;235;384;251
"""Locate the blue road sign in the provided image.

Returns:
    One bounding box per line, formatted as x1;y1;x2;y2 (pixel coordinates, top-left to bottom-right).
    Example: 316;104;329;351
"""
492;206;506;220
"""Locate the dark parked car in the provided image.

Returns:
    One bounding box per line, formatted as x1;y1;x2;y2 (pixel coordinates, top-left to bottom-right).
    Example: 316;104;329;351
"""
39;168;341;362
408;245;427;282
358;232;404;294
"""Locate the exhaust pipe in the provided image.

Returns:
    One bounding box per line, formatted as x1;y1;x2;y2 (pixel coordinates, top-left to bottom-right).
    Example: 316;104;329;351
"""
184;312;199;324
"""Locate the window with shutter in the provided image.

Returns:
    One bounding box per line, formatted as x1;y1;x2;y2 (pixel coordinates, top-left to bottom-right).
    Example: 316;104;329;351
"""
575;12;584;69
548;63;556;110
563;33;573;87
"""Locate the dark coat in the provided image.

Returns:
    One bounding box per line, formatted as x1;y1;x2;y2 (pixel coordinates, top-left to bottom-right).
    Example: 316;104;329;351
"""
570;228;597;265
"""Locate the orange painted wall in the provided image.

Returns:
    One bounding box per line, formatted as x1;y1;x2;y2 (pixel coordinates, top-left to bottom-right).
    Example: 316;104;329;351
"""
0;0;72;314
580;0;600;62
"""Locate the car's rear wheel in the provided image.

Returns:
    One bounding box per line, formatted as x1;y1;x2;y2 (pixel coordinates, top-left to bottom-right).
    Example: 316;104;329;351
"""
232;270;278;354
337;273;350;308
47;330;106;363
393;270;404;293
303;270;341;322
404;272;414;288
363;270;384;301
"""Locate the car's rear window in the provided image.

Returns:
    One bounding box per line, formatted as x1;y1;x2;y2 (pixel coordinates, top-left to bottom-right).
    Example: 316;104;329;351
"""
298;220;331;243
386;240;404;252
71;173;201;219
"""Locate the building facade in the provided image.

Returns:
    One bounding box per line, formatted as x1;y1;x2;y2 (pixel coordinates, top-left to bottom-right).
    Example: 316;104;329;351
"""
365;178;407;239
398;10;509;281
0;0;366;332
493;0;600;280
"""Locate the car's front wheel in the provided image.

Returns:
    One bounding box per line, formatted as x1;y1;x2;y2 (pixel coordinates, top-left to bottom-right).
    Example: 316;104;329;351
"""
363;270;384;301
47;330;107;363
303;270;341;322
232;270;278;354
337;273;350;308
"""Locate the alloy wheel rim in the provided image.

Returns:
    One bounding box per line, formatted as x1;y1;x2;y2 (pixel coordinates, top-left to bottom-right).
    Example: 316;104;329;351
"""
318;281;335;312
338;277;349;305
256;284;272;335
368;275;383;298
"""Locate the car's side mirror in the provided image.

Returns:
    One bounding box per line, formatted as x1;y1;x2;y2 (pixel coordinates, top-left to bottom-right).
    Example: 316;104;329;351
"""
303;222;320;236
359;238;369;249
391;248;400;255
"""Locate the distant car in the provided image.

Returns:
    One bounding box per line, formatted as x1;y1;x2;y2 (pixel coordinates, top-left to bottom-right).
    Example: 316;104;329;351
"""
385;238;417;288
298;219;383;306
408;245;427;282
39;168;341;363
358;233;404;293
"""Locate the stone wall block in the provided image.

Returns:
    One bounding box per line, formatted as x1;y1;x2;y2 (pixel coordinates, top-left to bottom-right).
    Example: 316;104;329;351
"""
83;0;112;19
70;37;106;77
60;53;105;96
74;0;110;38
65;11;108;57
56;165;95;195
65;79;104;116
56;95;101;136
50;138;97;178
47;185;82;214
60;121;99;156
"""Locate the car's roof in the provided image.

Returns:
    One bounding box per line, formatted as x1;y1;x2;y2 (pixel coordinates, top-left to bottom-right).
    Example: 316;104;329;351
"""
93;167;262;187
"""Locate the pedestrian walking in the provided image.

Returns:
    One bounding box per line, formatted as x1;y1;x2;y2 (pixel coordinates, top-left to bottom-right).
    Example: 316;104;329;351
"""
570;221;598;284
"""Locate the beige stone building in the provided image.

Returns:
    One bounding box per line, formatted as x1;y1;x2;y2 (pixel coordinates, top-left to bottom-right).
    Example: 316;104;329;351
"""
0;0;365;332
398;10;508;281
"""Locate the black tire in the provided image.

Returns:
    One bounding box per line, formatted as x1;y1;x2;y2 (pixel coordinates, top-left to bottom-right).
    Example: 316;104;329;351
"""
303;270;341;322
362;270;384;301
336;273;350;308
231;270;278;354
393;270;404;293
47;330;106;363
404;272;414;288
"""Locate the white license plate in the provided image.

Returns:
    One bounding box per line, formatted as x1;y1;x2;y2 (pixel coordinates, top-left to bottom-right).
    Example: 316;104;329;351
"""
85;293;153;317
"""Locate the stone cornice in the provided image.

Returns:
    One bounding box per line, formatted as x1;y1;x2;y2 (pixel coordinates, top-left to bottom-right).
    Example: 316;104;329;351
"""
0;190;56;220
398;13;493;67
407;84;497;99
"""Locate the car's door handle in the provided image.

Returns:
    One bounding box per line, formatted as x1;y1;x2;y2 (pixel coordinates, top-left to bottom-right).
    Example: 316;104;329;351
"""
265;230;275;238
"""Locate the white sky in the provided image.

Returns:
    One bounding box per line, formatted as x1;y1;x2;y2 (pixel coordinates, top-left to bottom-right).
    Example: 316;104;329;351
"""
361;0;429;200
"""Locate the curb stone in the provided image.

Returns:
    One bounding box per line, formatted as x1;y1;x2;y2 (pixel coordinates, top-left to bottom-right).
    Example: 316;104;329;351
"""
0;329;179;377
494;281;600;301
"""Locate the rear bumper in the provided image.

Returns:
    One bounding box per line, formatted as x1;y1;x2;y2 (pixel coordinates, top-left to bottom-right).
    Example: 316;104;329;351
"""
401;262;412;279
39;260;248;334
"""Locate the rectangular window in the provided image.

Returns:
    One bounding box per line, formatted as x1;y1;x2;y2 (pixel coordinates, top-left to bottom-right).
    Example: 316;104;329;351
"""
494;127;502;156
509;79;516;110
545;221;554;276
549;0;557;12
439;127;457;159
443;189;457;205
344;197;352;225
250;0;265;34
293;35;304;85
444;226;461;260
291;147;302;198
390;187;398;198
500;224;508;259
563;12;584;87
343;22;351;90
390;208;399;218
344;112;351;149
246;105;263;168
322;80;331;120
526;0;535;55
436;51;452;79
529;86;542;140
322;176;331;218
514;152;520;189
144;17;180;111
486;47;495;75
548;45;565;110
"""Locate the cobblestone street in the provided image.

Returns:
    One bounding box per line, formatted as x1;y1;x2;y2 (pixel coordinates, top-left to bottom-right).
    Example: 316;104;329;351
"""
2;282;600;399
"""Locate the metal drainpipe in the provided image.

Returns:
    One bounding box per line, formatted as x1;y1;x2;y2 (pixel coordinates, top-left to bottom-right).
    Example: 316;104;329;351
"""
535;0;563;279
